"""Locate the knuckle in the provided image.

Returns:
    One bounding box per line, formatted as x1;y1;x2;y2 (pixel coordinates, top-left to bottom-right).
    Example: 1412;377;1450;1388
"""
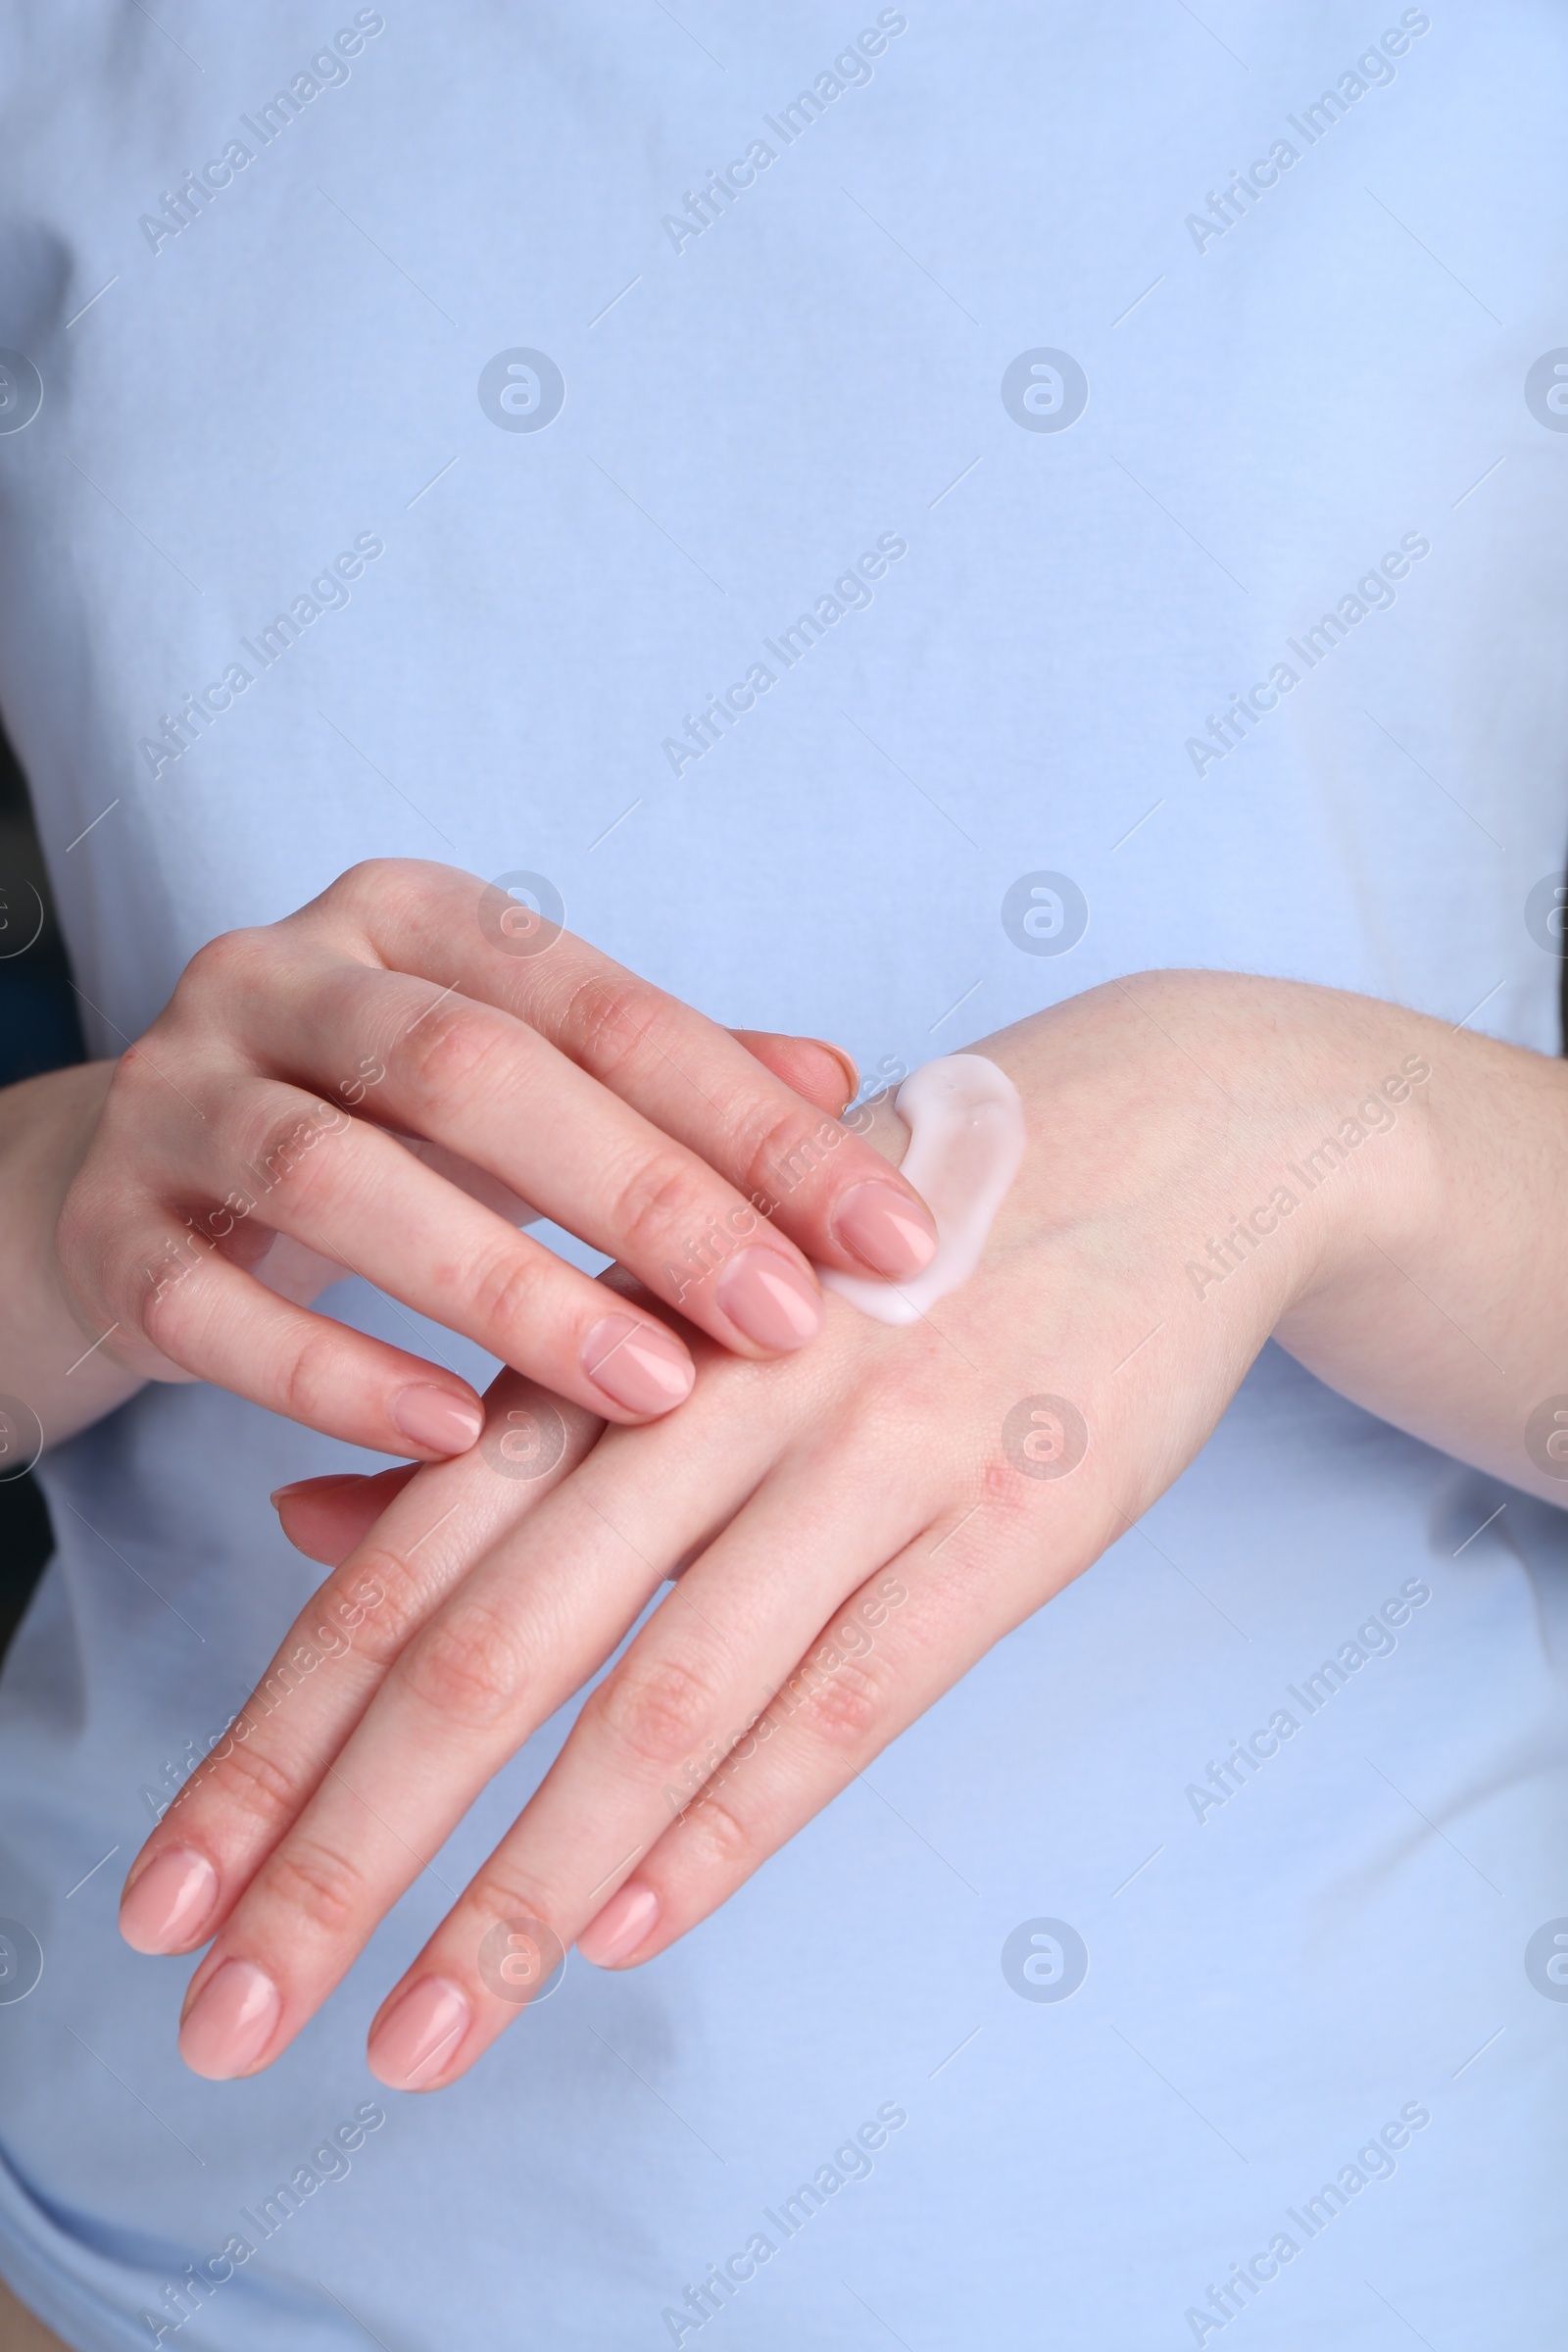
738;1104;838;1209
399;1595;528;1728
175;924;270;1007
790;1655;885;1753
274;1324;352;1430
590;1651;722;1773
396;1002;508;1107
182;1730;300;1840
327;857;416;918
604;1148;709;1264
327;1546;423;1665
465;1239;548;1342
684;1781;755;1873
558;973;668;1082
462;1864;565;1939
242;1102;341;1204
264;1837;368;1941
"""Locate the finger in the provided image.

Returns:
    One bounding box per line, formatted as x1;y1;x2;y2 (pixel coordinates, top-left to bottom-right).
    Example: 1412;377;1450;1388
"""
579;1505;1052;1970
226;963;832;1364
297;859;937;1280
142;1071;700;1422
270;1467;417;1566
118;1375;606;1967
152;1353;792;2075
729;1032;857;1115
357;1454;941;2090
125;1213;487;1456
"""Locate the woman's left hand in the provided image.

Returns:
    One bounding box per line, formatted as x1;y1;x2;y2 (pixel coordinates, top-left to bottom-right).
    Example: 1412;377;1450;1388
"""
121;967;1568;2088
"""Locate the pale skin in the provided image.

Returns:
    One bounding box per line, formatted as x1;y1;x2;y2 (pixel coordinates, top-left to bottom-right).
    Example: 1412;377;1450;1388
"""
113;968;1568;2088
0;858;942;1462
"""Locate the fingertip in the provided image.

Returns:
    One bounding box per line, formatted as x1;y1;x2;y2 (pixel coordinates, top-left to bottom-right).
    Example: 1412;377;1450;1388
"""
119;1846;220;1955
582;1313;696;1416
577;1882;661;1968
730;1029;858;1114
367;1977;472;2091
831;1177;939;1279
270;1472;380;1566
714;1248;824;1352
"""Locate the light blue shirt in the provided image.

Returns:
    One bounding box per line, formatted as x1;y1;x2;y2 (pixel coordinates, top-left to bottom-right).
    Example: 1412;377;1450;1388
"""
1;6;1566;2345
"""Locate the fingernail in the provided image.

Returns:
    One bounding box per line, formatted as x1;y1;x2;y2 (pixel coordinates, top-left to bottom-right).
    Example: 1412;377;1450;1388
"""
389;1385;485;1455
806;1037;859;1100
120;1847;219;1954
715;1248;823;1350
178;1958;280;2080
578;1883;661;1967
583;1314;695;1416
271;1472;362;1509
368;1977;471;2090
832;1179;939;1278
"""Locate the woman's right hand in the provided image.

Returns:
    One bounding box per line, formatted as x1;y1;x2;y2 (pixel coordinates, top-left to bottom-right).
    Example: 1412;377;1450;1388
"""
26;858;937;1459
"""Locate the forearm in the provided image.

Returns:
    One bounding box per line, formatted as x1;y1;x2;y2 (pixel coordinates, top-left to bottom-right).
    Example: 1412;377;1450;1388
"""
1272;999;1568;1504
0;1060;145;1446
968;968;1568;1506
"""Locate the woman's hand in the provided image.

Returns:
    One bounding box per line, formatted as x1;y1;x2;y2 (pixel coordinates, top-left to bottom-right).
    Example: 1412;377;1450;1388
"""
119;969;1568;2086
27;858;937;1456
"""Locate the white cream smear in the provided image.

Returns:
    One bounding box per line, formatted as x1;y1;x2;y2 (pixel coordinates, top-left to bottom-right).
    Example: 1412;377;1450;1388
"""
820;1054;1026;1325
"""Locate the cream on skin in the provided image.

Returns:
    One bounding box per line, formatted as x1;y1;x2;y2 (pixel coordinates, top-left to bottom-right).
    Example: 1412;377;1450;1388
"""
819;1056;1026;1324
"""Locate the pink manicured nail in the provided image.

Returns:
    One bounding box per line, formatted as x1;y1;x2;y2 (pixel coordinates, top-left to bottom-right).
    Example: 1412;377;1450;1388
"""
715;1248;823;1350
120;1847;219;1954
178;1959;280;2080
578;1884;661;1967
583;1314;695;1415
389;1385;484;1455
368;1978;471;2090
832;1179;939;1278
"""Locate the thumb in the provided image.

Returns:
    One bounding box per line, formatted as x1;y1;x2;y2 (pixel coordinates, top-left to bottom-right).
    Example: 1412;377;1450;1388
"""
270;1465;418;1565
